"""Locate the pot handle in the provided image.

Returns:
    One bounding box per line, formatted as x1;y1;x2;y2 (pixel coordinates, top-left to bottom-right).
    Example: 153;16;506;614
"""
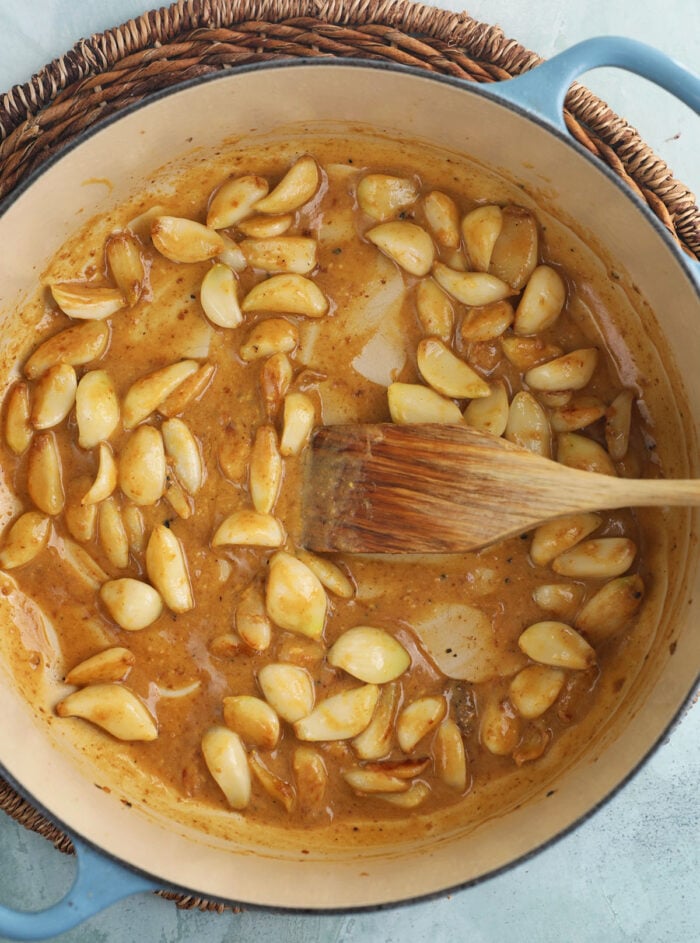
489;36;700;126
489;36;700;282
0;833;158;941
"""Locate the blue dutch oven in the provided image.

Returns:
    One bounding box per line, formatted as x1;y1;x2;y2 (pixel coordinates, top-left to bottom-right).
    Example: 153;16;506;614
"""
0;36;698;940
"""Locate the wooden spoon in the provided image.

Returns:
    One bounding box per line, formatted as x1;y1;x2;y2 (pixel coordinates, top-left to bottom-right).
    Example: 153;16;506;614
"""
303;423;700;554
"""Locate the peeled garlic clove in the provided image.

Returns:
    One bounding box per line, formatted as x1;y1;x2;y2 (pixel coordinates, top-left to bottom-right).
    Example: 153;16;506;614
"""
118;426;166;506
480;697;521;756
200;263;242;329
574;574;645;643
366;221;434;277
75;370;120;448
530;512;602;567
343;768;410;794
293;747;328;814
145;524;193;613
265;551;327;639
550;396;607;433
417;337;490;400
223;694;280;749
363;757;430;779
422;190;460;247
387;382;463;424
4;382;33;455
158;363;215;418
258;663;315;723
509;665;566;719
295;550;354;599
352;682;399;760
279;392;315;456
554;421;611;474
201;726;251;809
463;380;509;436
249;425;282;514
237;214;294;238
253;156;320;214
552;537;637;580
460;300;514;343
235;582;273;651
357;173;418;222
122;504;145;554
80;442;117;507
433;262;511;306
31;363;77;430
217;234;247;272
0;511;50;569
65;478;98;542
27;433;64;515
443;248;468;271
505;390;551;457
164;482;193;517
164;479;193;520
98;497;130;569
501;335;563;372
126;204;167;240
241;237;318;275
488;206;538;290
377;781;431;808
293;684;380;741
605;389;635;461
217;424;251;483
56;684;158;741
242;273;329;318
60;539;109;589
212;510;284;548
518;620;596;669
525;348;598;392
206;174;270;229
24;321;110;380
240;318;299;362
64;647;135;686
539;391;574;409
461;204;503;272
274;634;322;673
328;626;410;683
106;231;146;307
260;352;293;417
248;751;295;812
122;360;199;429
415;278;454;341
209;633;247;659
50;284;126;320
161;417;202;495
151;216;225;263
100;578;163;630
514;264;567;335
504;390;552;458
533;582;585;620
434;719;468;791
396;696;447;753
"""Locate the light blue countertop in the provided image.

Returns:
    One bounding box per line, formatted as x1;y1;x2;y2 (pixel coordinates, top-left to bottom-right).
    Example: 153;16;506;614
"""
0;2;698;941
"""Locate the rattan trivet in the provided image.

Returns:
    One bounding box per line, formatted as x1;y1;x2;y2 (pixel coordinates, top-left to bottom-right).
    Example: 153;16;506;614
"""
0;0;698;915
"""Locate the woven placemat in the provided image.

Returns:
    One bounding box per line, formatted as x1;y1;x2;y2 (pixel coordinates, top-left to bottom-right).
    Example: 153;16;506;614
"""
0;0;698;915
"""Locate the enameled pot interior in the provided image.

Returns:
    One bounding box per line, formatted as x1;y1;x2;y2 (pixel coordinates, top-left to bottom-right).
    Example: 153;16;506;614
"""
0;63;698;908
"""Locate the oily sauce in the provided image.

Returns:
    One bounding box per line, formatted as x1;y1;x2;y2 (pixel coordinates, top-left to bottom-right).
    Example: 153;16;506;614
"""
0;138;658;829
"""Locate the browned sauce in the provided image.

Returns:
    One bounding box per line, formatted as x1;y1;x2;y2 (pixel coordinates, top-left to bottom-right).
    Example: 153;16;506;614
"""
0;140;657;829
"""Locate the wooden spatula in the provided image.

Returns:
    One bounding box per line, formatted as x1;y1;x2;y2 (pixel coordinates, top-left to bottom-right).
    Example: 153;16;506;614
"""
303;423;700;554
